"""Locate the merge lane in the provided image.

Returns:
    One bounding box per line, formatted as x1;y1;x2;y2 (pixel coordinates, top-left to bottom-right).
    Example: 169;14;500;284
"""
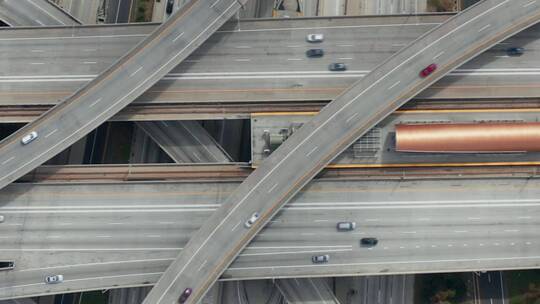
0;0;245;191
143;1;540;304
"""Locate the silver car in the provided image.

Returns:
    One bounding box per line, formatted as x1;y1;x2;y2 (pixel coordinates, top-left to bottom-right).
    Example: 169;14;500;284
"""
21;131;38;145
306;33;324;42
329;63;347;71
45;274;63;284
244;212;260;228
0;215;4;223
336;221;356;231
312;254;330;264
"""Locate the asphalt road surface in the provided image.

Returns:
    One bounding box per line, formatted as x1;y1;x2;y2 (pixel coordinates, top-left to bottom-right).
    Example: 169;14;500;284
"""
2;15;540;107
59;0;100;24
142;1;540;303
106;0;132;23
336;275;415;304
0;177;539;299
275;278;339;303
476;271;506;304
0;0;244;192
137;121;231;163
0;0;80;26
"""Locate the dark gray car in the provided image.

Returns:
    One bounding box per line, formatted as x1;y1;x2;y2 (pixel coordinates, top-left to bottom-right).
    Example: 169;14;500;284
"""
507;47;524;56
306;49;324;58
360;237;378;247
329;63;347;71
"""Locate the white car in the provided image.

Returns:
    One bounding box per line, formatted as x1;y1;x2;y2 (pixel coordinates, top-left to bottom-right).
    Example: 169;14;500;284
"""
244;212;260;228
45;274;63;284
21;131;38;145
0;215;4;223
306;33;324;42
336;221;356;231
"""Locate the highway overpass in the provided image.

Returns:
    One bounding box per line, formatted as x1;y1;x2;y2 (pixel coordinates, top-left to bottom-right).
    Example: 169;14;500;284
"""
1;15;540;109
0;0;80;26
275;278;340;304
1;176;540;299
137;121;231;163
142;1;540;303
0;0;246;191
2;5;234;168
2;1;536;302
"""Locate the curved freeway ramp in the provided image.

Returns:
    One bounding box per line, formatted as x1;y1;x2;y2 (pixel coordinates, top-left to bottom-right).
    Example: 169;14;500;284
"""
0;0;245;190
142;1;540;303
0;0;80;26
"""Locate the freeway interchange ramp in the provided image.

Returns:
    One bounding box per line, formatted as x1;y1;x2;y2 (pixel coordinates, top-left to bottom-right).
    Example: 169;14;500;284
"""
0;0;80;26
1;0;540;303
0;0;245;191
144;1;540;303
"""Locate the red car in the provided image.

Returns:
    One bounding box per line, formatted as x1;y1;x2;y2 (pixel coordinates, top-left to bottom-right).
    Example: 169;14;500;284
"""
420;63;437;77
179;288;192;303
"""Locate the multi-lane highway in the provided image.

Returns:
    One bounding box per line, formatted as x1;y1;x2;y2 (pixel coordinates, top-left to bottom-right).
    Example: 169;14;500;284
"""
2;1;539;302
0;0;245;191
143;1;540;303
3;14;540;108
1;176;540;299
0;0;80;26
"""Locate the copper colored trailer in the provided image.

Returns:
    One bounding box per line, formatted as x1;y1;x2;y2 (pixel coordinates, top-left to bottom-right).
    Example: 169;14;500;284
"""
395;122;540;153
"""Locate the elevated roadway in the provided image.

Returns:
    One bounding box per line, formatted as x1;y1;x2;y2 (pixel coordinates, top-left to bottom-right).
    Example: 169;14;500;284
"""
130;124;179;164
55;0;100;24
275;278;340;304
143;1;540;303
335;275;415;304
1;176;540;299
0;0;80;26
136;119;321;300
137;121;231;163
2;15;540;108
0;0;245;191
